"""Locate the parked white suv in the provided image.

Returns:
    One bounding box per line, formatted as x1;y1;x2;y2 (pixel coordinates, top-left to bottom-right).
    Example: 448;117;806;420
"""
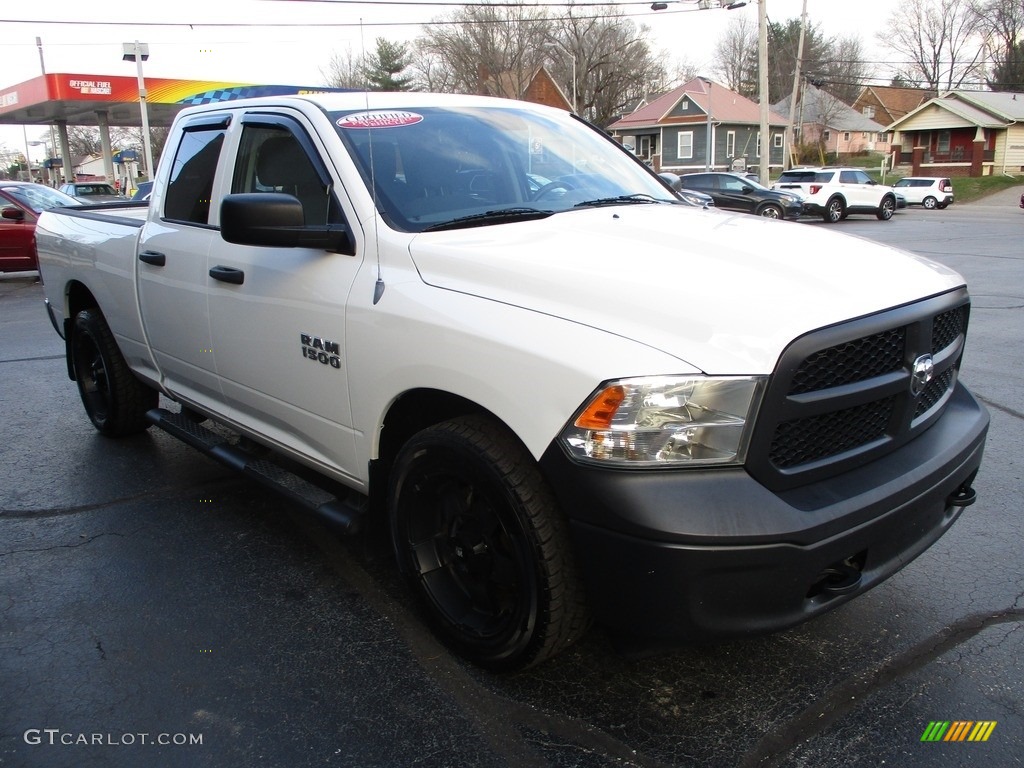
773;167;898;223
891;177;954;209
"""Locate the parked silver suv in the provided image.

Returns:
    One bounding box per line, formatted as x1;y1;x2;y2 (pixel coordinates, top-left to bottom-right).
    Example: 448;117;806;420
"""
773;167;898;223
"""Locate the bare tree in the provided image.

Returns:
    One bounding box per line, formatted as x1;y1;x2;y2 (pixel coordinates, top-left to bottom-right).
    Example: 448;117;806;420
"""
322;46;368;89
713;16;758;97
822;35;873;104
411;4;554;97
877;0;986;90
407;3;663;127
550;7;667;125
973;0;1024;90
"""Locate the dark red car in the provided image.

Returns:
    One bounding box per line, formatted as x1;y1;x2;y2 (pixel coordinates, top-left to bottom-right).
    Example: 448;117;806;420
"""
1;182;80;272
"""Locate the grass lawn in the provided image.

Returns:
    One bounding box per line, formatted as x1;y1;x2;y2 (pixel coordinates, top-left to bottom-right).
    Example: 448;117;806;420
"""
941;174;1022;203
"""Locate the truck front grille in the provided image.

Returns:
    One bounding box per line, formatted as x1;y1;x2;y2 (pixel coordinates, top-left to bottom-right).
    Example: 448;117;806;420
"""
747;289;969;492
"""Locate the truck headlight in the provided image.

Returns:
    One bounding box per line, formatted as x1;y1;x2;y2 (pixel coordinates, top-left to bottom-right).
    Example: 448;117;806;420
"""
558;376;765;467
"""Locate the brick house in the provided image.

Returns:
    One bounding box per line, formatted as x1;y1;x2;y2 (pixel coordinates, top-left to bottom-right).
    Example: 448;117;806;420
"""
851;85;933;129
477;65;573;112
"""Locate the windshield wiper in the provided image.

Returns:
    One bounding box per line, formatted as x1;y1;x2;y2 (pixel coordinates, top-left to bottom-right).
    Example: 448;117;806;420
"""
422;207;553;232
573;194;666;209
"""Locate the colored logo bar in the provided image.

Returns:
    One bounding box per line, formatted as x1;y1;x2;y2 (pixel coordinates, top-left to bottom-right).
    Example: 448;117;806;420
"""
921;721;997;742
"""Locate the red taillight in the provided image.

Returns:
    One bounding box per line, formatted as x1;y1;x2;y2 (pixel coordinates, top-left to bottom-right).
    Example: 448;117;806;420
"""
940;182;952;192
809;184;822;195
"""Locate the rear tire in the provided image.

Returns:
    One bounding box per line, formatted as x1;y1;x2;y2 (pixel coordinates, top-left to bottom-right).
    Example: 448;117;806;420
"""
71;308;157;436
823;197;844;223
388;415;589;670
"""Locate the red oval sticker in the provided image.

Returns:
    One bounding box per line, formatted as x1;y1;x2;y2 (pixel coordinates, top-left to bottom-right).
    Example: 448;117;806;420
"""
336;111;424;129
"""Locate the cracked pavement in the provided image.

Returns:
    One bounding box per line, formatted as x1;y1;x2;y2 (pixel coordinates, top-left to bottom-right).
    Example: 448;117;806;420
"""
2;195;1022;767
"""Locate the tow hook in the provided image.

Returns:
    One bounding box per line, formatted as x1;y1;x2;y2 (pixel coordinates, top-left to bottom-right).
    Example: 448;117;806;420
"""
815;562;862;597
947;482;977;508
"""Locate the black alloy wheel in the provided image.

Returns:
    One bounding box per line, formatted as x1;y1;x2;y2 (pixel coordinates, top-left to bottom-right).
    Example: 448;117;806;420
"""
71;308;157;436
388;415;588;670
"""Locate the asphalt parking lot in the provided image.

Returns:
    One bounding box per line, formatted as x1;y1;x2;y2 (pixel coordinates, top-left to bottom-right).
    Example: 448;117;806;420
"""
2;191;1022;768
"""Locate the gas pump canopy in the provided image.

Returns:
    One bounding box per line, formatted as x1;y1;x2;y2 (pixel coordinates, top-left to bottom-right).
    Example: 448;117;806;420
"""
1;72;347;181
0;72;347;128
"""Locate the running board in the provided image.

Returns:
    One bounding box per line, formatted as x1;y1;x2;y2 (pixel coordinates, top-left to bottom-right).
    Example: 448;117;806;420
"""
146;407;365;534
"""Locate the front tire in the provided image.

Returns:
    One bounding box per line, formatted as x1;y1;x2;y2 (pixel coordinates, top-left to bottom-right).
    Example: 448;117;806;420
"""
758;204;783;219
71;308;157;436
388;415;589;670
877;195;896;220
823;197;844;223
922;196;938;209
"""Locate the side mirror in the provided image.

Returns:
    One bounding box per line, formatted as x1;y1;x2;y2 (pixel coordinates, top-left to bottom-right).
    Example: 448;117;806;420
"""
220;193;354;254
741;185;754;193
2;205;26;222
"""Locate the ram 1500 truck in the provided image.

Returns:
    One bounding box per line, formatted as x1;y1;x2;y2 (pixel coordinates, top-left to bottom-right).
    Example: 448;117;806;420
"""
35;93;989;670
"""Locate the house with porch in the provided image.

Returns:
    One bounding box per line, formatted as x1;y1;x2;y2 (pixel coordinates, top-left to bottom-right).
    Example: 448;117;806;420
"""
607;78;787;175
887;90;1024;177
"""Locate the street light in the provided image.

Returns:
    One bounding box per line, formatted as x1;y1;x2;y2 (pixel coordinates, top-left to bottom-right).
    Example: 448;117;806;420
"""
699;78;713;171
651;0;746;9
122;41;155;182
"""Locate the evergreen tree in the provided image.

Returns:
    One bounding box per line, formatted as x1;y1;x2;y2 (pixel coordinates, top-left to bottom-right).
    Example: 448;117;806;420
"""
363;38;415;91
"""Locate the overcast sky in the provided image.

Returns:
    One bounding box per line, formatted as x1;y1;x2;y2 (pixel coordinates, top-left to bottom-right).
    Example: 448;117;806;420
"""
1;0;902;156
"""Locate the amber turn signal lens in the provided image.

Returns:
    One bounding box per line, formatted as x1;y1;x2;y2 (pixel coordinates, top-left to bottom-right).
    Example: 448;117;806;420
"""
574;385;626;429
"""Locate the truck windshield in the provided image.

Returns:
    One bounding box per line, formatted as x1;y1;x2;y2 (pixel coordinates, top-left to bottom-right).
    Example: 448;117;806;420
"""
331;105;677;232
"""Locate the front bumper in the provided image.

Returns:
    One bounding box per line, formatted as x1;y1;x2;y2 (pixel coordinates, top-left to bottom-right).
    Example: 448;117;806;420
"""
539;383;988;644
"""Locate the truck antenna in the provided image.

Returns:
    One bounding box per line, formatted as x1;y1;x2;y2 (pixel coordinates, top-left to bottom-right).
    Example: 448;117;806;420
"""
360;18;385;305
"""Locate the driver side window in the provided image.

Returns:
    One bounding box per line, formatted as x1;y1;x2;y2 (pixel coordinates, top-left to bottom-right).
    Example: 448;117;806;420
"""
232;126;342;226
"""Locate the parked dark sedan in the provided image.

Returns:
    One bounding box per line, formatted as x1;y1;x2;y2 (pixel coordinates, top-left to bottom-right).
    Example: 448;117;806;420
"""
0;182;80;271
658;172;716;208
679;172;803;219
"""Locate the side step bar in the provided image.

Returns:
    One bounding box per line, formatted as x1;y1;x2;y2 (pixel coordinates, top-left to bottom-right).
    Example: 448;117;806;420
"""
146;407;365;534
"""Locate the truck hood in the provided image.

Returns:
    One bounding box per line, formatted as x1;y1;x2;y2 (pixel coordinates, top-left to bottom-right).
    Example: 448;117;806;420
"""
406;205;965;374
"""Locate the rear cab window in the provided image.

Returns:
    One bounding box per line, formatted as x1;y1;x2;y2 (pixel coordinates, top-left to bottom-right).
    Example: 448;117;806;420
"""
163;116;230;225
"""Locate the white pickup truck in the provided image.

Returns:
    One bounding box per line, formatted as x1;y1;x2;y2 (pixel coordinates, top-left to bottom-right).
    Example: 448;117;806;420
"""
35;92;988;670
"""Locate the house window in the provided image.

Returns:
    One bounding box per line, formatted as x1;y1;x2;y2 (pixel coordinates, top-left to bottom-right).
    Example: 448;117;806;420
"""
878;132;887;143
863;106;875;118
938;130;951;153
726;130;735;157
640;136;651;158
678;131;694;159
680;98;689;111
756;132;761;157
773;132;783;148
844;132;851;141
823;130;831;142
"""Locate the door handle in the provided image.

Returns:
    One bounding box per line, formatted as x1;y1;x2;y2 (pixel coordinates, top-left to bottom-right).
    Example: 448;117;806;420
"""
139;250;166;266
209;265;245;285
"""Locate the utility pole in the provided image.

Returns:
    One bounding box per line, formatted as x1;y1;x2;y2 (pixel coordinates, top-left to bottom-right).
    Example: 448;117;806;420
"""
784;0;808;170
758;0;770;184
